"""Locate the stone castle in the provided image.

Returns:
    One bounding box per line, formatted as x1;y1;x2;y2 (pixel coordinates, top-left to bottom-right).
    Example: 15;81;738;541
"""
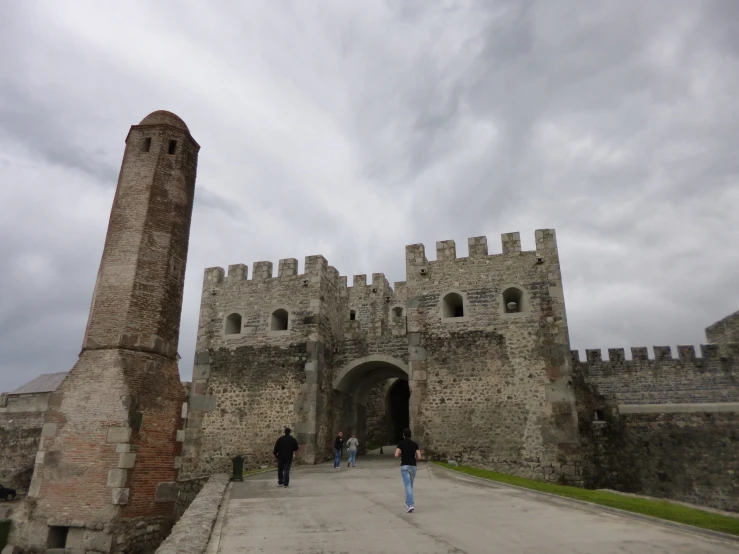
1;111;737;553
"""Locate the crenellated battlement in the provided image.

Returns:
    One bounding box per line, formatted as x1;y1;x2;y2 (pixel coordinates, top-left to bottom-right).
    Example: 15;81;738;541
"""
572;343;739;363
203;254;340;289
574;343;739;406
405;229;558;279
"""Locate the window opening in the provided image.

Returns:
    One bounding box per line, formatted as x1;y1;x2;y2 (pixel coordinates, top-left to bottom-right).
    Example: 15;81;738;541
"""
142;137;152;152
349;310;356;321
271;309;289;331
225;313;242;335
442;293;464;318
392;307;403;318
502;287;524;313
168;140;178;154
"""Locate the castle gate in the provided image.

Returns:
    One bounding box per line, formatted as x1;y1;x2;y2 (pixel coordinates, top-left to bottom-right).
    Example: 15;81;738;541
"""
332;355;409;449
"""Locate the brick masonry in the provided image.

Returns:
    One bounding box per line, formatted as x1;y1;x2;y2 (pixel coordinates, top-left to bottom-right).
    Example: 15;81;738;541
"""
10;111;199;554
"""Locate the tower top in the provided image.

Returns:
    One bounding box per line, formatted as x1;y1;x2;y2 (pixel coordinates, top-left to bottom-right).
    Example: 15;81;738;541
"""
139;110;189;131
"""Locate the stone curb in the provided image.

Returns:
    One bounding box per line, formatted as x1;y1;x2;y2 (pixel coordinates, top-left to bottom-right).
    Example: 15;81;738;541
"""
155;474;229;554
431;463;739;546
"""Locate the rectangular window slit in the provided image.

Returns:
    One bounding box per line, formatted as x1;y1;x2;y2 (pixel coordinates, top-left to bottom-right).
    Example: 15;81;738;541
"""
142;137;151;152
168;140;178;155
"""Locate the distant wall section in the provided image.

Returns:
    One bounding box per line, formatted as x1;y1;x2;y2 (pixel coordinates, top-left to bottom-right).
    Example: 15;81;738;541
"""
706;310;739;346
575;344;739;512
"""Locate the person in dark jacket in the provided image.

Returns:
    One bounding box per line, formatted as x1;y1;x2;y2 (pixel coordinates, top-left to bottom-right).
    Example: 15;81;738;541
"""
273;427;299;487
333;431;344;469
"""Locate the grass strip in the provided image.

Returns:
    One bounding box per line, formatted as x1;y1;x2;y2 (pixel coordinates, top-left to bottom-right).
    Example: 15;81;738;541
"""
435;462;739;537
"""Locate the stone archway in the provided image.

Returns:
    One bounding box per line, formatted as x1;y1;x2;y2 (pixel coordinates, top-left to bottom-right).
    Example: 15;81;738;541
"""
332;355;409;452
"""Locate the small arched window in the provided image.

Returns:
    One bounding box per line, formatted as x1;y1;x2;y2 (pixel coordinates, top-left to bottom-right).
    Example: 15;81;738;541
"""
392;306;403;318
442;293;464;318
225;313;242;334
271;309;289;331
349;310;356;321
503;287;524;313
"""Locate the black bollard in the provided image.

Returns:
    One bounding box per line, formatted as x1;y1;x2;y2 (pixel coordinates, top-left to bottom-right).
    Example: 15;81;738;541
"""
231;455;245;481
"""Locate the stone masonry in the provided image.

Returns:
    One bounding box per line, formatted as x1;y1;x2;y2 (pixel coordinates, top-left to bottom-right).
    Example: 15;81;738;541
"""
10;111;200;553
573;338;739;511
182;230;582;483
706;310;739;345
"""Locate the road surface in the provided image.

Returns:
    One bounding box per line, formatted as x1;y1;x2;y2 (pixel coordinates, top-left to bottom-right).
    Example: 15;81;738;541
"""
206;455;738;553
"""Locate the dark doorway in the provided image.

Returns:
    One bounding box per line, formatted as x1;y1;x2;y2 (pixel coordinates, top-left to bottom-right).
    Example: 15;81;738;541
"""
387;379;410;443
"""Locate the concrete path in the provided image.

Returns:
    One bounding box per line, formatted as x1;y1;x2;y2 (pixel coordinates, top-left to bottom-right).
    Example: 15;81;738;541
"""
208;456;738;553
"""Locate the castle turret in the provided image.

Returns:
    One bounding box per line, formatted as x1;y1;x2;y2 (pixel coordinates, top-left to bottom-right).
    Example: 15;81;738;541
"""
19;111;199;553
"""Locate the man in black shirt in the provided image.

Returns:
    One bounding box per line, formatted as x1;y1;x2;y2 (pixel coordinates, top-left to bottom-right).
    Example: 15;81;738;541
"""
394;427;422;512
333;431;344;469
273;427;299;487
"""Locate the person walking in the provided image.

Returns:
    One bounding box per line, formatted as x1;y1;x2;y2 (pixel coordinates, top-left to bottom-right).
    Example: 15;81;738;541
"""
346;433;359;467
333;431;344;469
394;427;422;513
273;427;299;488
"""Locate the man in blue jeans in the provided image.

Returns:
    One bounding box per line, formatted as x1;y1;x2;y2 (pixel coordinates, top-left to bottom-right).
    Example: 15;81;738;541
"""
394;428;422;513
333;431;344;469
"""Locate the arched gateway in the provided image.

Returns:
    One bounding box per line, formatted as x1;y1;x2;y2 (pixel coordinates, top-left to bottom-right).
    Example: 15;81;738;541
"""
332;355;409;449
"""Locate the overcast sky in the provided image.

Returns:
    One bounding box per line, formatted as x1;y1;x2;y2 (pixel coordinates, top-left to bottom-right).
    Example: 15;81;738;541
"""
0;0;737;392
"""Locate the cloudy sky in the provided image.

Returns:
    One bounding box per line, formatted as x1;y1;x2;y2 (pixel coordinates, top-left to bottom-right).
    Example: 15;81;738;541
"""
0;0;737;392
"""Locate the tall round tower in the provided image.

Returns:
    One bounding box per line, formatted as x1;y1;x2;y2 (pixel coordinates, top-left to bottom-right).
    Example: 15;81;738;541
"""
20;111;199;553
83;110;199;356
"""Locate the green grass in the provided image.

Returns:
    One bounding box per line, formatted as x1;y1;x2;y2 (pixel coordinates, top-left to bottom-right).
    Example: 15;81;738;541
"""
435;463;739;537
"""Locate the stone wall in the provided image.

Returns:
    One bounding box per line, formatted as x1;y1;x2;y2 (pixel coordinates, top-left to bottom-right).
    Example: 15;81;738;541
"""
364;381;389;448
706;310;739;345
578;406;739;512
174;477;209;521
187;230;580;484
405;231;580;482
195;344;308;474
574;345;739;404
574;351;739;512
0;409;43;492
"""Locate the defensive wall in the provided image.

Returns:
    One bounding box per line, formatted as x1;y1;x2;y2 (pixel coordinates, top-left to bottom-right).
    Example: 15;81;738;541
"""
184;230;582;484
706;310;739;345
573;343;739;512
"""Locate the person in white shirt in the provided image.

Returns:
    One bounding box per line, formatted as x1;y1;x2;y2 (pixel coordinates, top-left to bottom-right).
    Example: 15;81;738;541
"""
346;433;359;467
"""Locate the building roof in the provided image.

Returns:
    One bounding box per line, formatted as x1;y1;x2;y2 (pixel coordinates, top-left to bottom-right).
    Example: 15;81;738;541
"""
10;372;68;395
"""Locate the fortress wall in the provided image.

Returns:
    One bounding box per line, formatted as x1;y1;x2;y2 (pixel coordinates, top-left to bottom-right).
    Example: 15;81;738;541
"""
574;344;739;404
615;411;739;512
574;350;739;512
404;231;580;481
706;310;739;346
183;258;333;475
196;343;308;473
0;402;45;492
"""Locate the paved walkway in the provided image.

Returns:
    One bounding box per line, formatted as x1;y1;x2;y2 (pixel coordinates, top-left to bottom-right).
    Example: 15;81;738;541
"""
208;456;738;553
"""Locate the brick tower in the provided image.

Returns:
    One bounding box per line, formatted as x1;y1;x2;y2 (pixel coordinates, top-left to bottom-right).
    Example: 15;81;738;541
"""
21;111;199;553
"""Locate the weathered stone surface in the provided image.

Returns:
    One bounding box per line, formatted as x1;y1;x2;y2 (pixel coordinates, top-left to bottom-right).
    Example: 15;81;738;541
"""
706;310;739;345
155;481;178;502
155;474;229;554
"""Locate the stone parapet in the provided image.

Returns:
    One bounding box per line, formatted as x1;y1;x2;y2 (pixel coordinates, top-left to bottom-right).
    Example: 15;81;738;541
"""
154;474;229;554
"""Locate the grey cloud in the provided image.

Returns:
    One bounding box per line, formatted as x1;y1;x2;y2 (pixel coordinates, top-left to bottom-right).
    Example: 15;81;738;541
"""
0;0;737;390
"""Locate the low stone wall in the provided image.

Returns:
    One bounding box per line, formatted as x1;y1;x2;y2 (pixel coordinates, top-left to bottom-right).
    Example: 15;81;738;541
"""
174;477;210;521
0;410;43;492
155;474;229;554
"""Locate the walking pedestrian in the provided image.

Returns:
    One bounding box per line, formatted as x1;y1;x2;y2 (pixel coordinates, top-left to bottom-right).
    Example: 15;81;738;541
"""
346;433;359;467
273;427;299;488
394;428;422;513
333;431;344;469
